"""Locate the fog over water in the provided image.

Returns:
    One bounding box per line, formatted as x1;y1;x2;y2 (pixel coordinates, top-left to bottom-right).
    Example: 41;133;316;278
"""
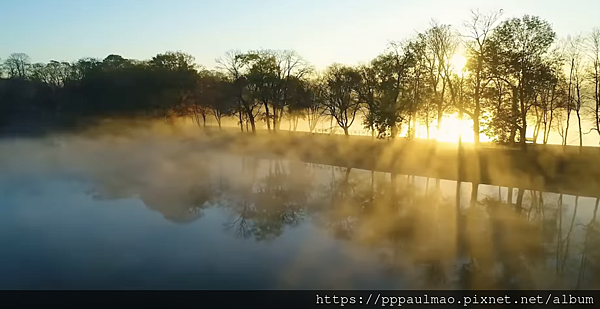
0;124;598;290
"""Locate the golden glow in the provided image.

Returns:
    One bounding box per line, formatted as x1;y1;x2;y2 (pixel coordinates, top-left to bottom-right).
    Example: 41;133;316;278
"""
414;113;491;144
450;54;467;75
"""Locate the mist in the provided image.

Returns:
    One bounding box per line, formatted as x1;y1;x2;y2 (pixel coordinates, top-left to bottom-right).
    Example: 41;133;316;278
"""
0;119;598;290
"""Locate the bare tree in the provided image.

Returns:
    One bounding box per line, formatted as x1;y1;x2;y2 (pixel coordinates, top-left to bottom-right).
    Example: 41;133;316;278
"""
588;29;600;143
564;35;586;149
462;9;503;145
4;53;31;79
424;21;459;133
273;50;313;132
539;49;566;144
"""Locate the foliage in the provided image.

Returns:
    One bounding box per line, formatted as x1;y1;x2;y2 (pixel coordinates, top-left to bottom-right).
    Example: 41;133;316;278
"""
2;11;598;147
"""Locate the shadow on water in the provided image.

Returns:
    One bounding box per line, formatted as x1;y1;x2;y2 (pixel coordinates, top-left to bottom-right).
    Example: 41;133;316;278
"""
0;132;599;290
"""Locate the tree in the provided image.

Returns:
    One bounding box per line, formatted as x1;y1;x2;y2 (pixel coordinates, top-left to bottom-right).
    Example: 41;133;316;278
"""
320;64;362;136
150;51;197;71
357;63;380;137
272;50;312;132
284;77;313;131
216;50;247;132
102;54;133;71
148;52;200;119
563;35;586;149
462;9;503;145
528;56;562;144
217;50;261;133
210;77;236;130
298;79;327;133
424;22;459;133
69;57;102;82
366;41;417;138
235;49;312;133
487;15;556;148
243;50;279;132
30;63;49;83
4;53;31;79
406;37;429;139
588;29;600;143
536;50;566;144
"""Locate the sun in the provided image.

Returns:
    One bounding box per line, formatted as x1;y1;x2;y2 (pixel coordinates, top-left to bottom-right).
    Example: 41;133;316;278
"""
450;54;467;75
430;113;491;144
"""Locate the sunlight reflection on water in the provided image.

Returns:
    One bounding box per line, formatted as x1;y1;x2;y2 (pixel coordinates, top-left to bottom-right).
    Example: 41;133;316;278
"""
0;135;598;290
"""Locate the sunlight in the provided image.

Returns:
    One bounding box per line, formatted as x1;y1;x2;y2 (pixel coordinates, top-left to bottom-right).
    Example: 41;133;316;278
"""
450;54;467;75
434;113;470;143
419;113;491;144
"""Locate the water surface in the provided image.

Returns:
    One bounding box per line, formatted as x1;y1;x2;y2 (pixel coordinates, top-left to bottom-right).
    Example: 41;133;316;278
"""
0;134;598;289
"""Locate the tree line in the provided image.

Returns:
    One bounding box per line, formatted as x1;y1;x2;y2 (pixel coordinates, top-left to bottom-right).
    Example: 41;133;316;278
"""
1;9;600;148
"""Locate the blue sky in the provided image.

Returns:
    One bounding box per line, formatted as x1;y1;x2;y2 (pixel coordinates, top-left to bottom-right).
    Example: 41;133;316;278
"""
1;0;599;70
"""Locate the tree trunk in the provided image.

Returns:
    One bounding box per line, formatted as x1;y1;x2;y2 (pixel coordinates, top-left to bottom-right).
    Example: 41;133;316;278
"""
263;102;271;132
565;109;572;147
595;65;600;142
293;115;299;131
407;115;412;139
249;115;256;133
547;109;553;144
272;106;278;133
565;59;574;147
516;187;524;213
437;81;446;132
343;126;349;136
519;86;527;150
276;108;284;131
391;125;398;140
473;63;482;147
509;86;518;146
238;110;244;132
577;110;583;150
577;86;583;150
473;110;480;146
329;116;334;135
533;107;541;144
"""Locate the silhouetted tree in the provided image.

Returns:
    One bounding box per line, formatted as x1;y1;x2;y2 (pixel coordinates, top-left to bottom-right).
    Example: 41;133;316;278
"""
590;29;600;142
320;64;362;136
486;15;556;147
3;53;31;79
462;9;503;146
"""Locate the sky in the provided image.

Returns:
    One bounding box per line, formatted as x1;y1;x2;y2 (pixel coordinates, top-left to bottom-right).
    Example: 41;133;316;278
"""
1;0;600;70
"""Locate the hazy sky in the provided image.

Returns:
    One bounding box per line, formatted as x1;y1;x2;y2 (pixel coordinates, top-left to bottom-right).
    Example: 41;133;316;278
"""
1;0;599;70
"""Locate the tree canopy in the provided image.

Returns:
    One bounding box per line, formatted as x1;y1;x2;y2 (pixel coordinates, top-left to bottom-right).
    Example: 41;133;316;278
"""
2;11;600;147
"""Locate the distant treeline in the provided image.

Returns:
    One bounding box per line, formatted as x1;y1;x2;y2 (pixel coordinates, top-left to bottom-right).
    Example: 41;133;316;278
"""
1;10;599;147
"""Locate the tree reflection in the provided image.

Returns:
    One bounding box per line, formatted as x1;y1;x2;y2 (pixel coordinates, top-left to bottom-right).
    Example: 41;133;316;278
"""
84;152;600;289
305;167;597;289
224;158;314;241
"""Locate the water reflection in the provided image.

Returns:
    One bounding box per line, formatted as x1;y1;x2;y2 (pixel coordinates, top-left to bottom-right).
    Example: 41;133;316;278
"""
1;137;599;289
91;153;600;289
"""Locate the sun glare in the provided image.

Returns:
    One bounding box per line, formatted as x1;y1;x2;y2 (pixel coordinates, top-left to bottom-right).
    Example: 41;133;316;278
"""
450;54;467;75
413;113;491;144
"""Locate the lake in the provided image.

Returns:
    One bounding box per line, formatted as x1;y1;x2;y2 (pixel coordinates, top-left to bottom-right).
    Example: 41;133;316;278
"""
0;132;598;290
